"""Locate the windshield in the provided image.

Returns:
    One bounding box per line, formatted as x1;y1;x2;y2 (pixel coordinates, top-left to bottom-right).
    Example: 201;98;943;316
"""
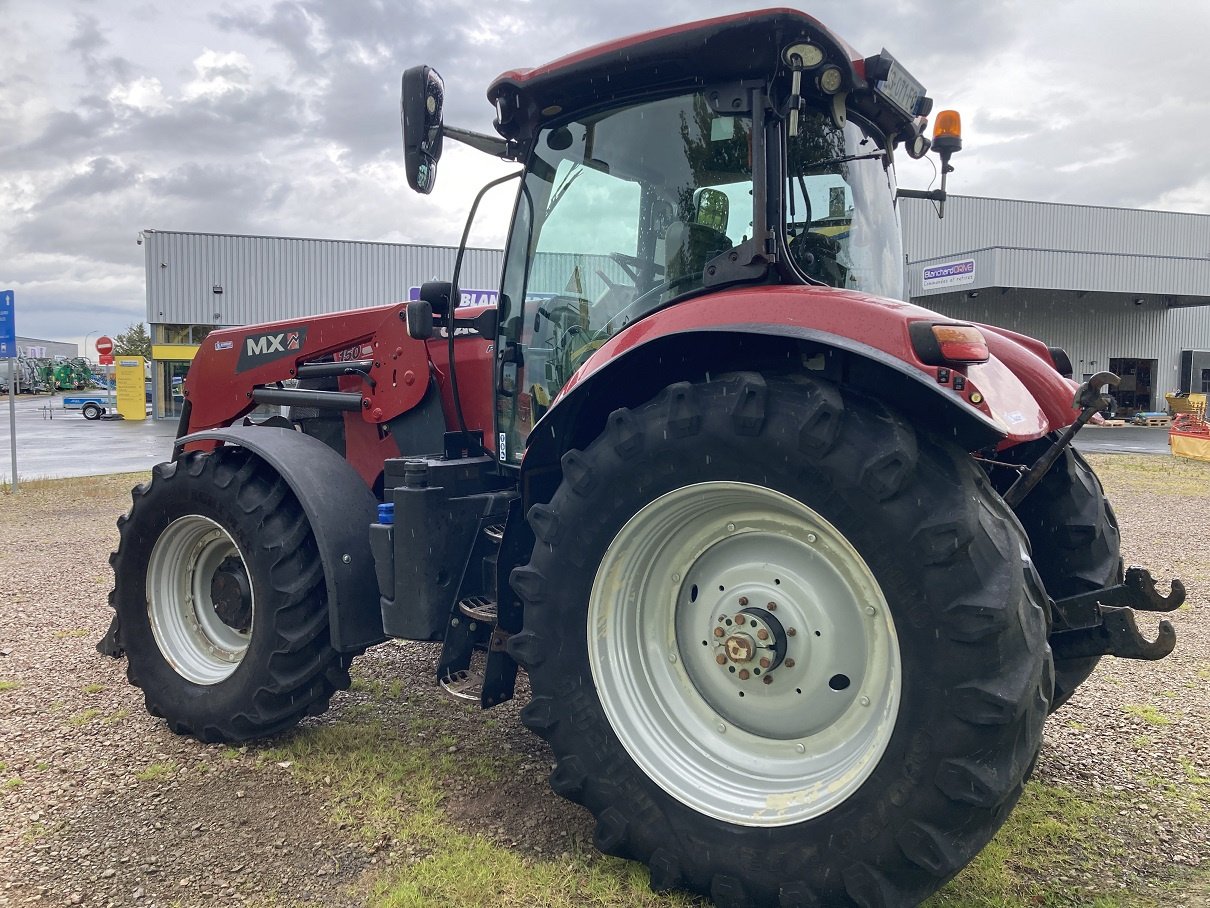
784;113;903;300
496;91;754;463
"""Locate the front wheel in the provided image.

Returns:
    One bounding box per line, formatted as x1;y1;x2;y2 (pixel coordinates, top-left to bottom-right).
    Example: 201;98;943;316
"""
111;450;352;742
994;441;1121;710
509;375;1052;907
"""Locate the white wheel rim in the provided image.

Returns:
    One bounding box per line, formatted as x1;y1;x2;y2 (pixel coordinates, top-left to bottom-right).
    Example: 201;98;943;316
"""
587;481;900;827
146;515;254;685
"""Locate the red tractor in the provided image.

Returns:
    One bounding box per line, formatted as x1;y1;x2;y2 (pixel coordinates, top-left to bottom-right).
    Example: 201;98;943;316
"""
104;10;1184;906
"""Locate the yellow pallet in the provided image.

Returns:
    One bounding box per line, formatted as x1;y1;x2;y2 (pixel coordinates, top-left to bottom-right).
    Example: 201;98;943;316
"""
1166;392;1207;416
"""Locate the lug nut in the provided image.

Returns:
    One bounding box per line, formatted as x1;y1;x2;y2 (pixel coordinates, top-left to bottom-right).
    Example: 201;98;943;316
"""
768;602;777;611
759;657;771;669
738;669;750;681
785;658;796;668
787;627;797;637
756;629;769;641
715;653;727;666
738;596;749;606
763;674;773;685
714;627;725;638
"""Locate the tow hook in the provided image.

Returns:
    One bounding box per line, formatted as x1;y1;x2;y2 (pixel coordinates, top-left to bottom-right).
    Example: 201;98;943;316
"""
1003;370;1120;509
1049;567;1185;661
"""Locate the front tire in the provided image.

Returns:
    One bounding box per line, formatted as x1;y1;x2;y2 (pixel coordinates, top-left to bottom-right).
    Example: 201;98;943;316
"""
509;375;1052;907
996;441;1121;710
111;450;352;742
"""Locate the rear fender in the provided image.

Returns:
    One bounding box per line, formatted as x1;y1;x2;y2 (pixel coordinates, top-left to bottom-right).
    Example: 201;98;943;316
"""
176;426;385;653
520;326;1005;497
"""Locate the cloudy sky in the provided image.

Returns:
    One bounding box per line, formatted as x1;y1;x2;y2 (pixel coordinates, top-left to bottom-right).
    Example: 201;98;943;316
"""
3;0;1209;351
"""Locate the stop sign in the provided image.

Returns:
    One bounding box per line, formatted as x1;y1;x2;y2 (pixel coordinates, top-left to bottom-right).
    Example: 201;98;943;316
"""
95;335;113;356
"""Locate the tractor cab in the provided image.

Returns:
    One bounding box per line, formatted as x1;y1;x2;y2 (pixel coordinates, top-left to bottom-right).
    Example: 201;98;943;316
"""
402;9;952;464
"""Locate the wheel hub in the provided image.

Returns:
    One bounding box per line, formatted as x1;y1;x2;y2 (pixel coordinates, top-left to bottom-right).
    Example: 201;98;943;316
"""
715;607;789;681
210;556;252;632
146;515;255;685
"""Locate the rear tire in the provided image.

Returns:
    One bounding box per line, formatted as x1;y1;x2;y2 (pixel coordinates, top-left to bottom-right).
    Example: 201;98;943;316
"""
509;375;1052;907
111;450;352;742
82;402;102;420
996;442;1120;710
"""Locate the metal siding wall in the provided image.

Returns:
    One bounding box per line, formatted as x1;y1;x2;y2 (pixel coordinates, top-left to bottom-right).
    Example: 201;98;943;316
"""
902;195;1210;261
146;231;503;326
902;196;1210;299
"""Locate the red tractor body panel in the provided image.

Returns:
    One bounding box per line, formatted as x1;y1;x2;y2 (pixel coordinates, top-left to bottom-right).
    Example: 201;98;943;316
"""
557;285;1076;444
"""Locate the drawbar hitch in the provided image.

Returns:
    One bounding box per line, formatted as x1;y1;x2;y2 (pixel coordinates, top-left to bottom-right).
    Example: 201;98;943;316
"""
1049;567;1184;662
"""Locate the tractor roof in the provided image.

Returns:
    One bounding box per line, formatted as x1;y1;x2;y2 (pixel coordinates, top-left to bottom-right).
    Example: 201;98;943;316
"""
485;9;918;141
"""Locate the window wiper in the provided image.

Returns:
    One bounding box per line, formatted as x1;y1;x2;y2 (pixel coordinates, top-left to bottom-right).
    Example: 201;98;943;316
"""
801;150;885;173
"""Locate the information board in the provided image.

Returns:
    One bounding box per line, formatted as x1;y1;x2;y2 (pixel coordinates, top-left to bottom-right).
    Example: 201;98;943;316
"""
115;356;147;421
0;290;15;359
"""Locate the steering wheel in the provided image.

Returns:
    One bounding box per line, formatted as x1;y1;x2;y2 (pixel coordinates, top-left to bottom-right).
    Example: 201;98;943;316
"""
609;251;664;284
790;231;847;286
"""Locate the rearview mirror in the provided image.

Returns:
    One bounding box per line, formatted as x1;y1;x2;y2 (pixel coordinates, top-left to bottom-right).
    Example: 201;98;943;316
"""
401;65;445;194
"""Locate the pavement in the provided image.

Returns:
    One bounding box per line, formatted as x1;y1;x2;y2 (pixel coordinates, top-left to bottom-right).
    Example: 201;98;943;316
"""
0;393;178;483
1073;424;1174;456
0;391;1177;484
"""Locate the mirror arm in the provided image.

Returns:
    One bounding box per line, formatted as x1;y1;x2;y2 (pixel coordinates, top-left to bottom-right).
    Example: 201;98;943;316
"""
445;125;515;159
896;188;946;202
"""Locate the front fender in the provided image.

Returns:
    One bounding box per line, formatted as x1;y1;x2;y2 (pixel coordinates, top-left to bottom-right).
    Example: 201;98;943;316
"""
176;426;385;653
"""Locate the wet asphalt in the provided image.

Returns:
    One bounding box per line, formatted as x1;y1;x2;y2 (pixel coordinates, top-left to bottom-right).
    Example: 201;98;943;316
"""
0;392;1174;484
1;393;178;484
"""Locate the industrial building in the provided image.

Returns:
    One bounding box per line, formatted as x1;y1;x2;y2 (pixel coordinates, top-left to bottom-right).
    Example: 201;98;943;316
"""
13;336;78;359
901;196;1210;412
144;195;1210;419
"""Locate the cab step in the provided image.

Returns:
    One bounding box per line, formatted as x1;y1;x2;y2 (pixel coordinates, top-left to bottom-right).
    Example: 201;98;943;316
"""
439;668;485;702
458;595;498;622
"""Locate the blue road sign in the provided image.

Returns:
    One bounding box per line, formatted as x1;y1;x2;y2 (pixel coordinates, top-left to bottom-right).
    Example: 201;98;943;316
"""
0;290;15;359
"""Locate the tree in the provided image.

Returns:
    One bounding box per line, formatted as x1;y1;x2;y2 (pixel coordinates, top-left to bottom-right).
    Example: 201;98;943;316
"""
114;322;152;360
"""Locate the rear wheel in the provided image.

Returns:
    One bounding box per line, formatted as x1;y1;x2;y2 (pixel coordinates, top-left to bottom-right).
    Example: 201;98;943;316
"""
509;375;1052;907
82;402;102;420
111;450;352;742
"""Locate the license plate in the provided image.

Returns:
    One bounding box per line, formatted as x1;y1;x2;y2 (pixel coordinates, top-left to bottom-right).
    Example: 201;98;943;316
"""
876;53;927;117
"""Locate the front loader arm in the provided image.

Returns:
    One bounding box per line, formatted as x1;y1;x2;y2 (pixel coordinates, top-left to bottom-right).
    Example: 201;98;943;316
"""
182;303;430;433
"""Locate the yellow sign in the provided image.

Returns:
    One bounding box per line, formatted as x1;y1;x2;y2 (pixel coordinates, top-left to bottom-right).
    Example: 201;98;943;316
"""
115;356;147;421
150;343;200;362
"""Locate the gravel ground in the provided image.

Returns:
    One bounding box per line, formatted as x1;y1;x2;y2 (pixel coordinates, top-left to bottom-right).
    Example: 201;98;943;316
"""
1;458;1207;907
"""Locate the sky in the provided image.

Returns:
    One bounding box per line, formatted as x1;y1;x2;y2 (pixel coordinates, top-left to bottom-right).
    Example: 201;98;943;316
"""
3;0;1210;352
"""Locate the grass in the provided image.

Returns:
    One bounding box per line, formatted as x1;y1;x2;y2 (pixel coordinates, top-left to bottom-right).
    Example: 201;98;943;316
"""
0;680;20;692
4;777;23;789
1121;704;1172;726
67;708;101;727
267;710;697;908
135;761;178;782
1084;454;1210;499
52;628;90;639
266;677;1187;908
82;682;105;694
0;471;150;499
925;782;1129;907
